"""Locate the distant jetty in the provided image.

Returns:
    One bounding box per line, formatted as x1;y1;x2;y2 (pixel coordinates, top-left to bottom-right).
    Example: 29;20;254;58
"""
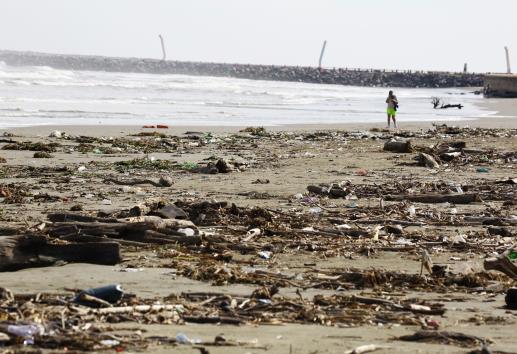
0;50;484;88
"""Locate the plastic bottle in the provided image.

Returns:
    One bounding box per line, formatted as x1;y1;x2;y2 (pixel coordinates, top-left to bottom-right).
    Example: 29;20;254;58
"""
7;324;44;345
258;251;272;260
309;207;322;214
7;324;43;337
100;339;120;347
175;333;190;344
74;284;124;307
175;333;202;344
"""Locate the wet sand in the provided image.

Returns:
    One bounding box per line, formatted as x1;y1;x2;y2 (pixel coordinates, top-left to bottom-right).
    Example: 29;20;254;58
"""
6;96;517;137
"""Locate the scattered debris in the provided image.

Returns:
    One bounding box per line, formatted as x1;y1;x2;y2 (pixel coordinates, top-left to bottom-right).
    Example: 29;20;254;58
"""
0;125;516;352
2;141;60;152
398;330;489;347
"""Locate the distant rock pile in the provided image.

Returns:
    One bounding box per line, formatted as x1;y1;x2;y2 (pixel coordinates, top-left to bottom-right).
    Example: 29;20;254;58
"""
0;50;484;88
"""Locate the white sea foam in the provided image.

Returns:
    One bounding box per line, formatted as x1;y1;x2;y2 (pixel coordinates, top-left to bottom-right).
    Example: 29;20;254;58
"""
0;63;493;128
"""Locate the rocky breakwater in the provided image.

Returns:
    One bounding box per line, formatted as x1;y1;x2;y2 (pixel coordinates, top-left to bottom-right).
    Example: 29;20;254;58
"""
0;50;484;88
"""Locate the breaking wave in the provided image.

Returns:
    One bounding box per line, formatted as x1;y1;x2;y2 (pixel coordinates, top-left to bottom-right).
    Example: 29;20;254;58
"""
0;62;493;128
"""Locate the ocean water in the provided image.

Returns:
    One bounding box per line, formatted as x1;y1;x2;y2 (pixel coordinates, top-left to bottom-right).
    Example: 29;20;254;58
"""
0;62;494;128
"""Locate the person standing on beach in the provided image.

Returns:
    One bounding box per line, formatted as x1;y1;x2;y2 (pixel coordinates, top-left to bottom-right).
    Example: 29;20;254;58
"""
386;90;398;129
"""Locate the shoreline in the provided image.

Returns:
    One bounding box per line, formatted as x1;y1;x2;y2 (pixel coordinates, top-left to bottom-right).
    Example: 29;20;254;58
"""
4;116;517;137
2;95;516;134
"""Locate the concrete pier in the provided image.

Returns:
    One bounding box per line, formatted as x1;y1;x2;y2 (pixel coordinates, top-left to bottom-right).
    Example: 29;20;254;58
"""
484;74;517;98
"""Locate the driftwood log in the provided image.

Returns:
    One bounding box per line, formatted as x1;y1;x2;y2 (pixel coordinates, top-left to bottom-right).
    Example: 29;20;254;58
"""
383;140;413;153
0;234;120;271
398;330;487;347
431;98;465;110
104;176;173;187
47;213;118;223
47;215;201;245
59;234;149;247
441;104;464;109
385;193;481;204
463;217;517;225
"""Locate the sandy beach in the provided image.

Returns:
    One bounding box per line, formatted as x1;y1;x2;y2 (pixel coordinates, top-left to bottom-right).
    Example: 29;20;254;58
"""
0;97;516;353
3;0;517;351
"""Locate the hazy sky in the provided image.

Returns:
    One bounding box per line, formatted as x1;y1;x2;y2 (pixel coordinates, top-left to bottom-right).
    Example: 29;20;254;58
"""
1;0;515;73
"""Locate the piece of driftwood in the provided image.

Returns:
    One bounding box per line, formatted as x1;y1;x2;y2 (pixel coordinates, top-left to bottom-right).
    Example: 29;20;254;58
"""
290;228;369;238
484;251;517;279
441;104;464;109
60;234;149;247
383;140;413;153
352;219;426;226
420;249;433;276
41;242;120;265
48;216;199;245
0;235;45;271
182;316;244;325
47;213;118;223
351;295;444;315
463;217;517;225
0;227;18;236
344;344;387;354
75;293;113;308
104;176;173;187
0;138;16;144
144;230;202;245
123;216;197;230
398;330;488;347
91;304;183;314
0;234;120;271
419;153;440;169
385;193;481;204
431;98;464;110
